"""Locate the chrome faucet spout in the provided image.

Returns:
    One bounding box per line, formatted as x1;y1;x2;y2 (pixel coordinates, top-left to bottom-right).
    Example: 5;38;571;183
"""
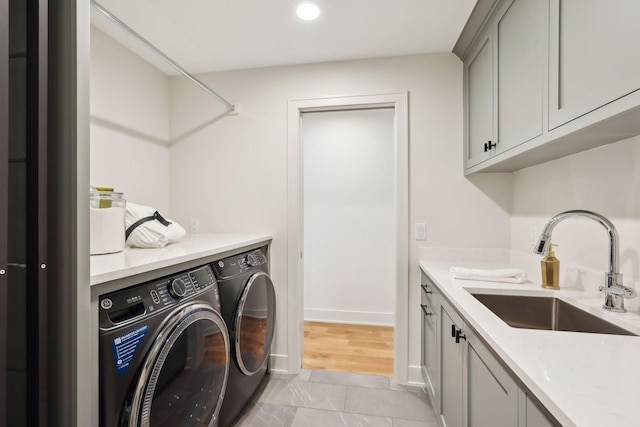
533;210;635;312
534;210;618;274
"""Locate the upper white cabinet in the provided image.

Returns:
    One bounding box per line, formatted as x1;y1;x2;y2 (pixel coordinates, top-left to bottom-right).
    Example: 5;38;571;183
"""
548;0;640;129
465;33;494;167
496;0;544;151
458;0;640;173
464;0;545;169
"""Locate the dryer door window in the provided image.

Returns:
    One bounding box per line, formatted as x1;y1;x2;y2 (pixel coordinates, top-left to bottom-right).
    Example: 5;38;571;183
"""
129;304;230;427
234;272;276;375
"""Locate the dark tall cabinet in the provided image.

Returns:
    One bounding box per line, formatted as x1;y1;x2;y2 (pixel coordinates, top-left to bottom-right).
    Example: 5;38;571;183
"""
0;0;7;421
2;0;48;424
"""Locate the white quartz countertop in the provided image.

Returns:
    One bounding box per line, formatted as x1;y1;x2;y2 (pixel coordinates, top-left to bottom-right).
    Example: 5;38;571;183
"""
420;261;640;427
91;233;272;286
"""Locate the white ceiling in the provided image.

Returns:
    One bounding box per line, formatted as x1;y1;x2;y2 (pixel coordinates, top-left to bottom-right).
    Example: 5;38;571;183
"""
91;0;477;75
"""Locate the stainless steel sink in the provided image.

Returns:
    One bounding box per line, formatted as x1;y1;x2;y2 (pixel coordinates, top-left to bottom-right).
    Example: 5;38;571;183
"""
471;293;636;336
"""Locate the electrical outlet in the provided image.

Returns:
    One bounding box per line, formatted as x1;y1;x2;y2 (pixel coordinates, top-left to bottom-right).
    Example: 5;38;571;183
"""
415;223;426;241
190;218;200;234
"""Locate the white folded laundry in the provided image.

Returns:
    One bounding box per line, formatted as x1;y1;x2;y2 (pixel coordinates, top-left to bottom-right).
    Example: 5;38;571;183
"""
450;267;527;284
125;202;186;248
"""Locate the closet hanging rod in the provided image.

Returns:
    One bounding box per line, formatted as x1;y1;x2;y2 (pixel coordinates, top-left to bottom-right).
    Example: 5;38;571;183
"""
90;0;237;113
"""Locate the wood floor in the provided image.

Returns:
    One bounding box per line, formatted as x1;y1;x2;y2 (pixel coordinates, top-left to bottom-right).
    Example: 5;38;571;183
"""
303;321;394;376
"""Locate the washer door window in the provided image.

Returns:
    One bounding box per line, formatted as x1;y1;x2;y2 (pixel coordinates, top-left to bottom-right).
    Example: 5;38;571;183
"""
234;272;276;375
129;304;229;427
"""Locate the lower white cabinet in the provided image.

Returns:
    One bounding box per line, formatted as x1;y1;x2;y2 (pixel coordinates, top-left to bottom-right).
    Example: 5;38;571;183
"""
420;282;438;401
521;392;556;427
440;302;518;427
420;272;557;427
439;304;464;427
466;327;518;426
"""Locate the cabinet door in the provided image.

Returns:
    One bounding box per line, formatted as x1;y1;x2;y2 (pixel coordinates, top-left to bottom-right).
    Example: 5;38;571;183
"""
525;395;557;427
466;331;518;427
421;296;437;400
496;0;545;152
439;305;464;427
4;0;48;424
422;313;438;397
465;32;494;168
0;0;8;423
549;0;640;129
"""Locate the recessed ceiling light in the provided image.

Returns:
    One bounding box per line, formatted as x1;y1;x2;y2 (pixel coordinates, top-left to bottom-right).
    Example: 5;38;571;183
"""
296;2;320;21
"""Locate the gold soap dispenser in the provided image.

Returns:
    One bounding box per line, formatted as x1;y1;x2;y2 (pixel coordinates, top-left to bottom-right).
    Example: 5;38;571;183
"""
541;243;559;290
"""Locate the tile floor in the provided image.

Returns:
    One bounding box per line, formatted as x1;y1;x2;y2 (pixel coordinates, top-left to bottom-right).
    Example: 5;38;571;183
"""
232;370;439;427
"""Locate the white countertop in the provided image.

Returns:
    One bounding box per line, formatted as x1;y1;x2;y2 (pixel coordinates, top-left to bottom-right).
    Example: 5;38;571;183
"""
420;261;640;427
90;233;272;286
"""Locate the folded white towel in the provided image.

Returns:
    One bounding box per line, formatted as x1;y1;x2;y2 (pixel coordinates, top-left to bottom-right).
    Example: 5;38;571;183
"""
125;203;186;249
450;267;527;284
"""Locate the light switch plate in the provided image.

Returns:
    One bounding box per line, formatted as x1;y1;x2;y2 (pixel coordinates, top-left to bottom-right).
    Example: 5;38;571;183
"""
415;223;426;241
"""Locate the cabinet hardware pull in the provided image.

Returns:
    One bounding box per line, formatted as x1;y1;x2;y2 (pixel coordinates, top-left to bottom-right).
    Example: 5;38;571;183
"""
8;263;27;269
420;304;432;316
451;324;457;337
483;140;496;152
455;328;467;344
420;284;432;294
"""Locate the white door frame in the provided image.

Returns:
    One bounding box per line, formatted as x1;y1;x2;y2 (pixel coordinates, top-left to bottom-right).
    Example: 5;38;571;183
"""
286;92;409;384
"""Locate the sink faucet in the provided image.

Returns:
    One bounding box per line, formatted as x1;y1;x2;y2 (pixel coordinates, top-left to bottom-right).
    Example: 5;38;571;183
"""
534;210;636;313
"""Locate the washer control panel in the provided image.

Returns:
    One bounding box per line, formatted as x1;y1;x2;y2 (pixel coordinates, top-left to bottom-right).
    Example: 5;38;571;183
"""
212;247;267;279
146;273;194;308
99;265;219;329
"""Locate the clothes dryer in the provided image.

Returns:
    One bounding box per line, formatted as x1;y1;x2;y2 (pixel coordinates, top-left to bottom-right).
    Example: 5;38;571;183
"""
99;264;229;427
212;246;276;426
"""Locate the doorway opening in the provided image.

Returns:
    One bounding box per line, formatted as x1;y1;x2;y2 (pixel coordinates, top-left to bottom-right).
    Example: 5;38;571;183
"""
300;107;395;376
287;93;409;383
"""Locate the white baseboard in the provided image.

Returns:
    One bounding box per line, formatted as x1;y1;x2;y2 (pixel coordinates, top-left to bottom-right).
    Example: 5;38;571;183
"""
407;364;425;386
269;353;289;373
304;308;394;326
269;352;418;384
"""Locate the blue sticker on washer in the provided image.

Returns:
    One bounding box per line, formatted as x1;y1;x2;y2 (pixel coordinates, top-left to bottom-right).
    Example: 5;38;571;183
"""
112;325;149;376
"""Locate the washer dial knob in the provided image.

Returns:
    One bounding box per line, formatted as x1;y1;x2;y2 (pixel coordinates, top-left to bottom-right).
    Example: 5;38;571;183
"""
246;253;261;267
169;278;188;299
